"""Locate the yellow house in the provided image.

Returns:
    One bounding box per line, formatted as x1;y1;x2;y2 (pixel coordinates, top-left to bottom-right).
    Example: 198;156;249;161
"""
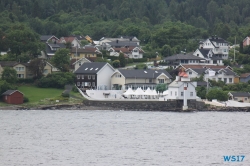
0;61;31;79
43;62;60;76
70;47;99;61
111;69;173;90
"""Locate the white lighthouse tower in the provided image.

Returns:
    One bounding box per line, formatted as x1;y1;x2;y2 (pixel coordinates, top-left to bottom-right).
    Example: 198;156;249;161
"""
178;70;191;110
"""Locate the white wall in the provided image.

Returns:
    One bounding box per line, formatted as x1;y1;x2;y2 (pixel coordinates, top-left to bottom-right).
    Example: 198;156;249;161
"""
97;65;115;90
86;90;124;99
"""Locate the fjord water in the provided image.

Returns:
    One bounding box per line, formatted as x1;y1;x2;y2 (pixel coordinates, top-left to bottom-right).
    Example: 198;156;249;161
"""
0;110;249;166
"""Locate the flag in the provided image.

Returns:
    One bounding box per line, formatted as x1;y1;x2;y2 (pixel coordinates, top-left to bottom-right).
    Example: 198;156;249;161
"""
208;70;215;76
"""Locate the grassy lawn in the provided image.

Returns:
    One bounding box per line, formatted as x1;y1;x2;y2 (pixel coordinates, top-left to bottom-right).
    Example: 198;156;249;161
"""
18;85;63;103
17;85;84;107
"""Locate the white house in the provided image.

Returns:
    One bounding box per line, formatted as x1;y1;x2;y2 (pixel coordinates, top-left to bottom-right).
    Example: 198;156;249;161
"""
74;62;115;90
108;46;144;59
199;36;229;60
193;48;224;66
167;75;197;100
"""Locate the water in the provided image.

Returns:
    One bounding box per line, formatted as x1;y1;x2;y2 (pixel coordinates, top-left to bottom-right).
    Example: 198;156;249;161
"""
0;110;249;166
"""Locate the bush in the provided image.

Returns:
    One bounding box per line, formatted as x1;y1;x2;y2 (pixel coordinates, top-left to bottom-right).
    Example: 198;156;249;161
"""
72;86;79;92
17;78;35;84
61;92;70;97
23;96;29;103
133;58;147;63
36;72;75;89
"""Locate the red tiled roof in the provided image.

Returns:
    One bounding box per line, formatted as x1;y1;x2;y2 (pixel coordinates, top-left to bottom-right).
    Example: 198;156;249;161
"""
59;37;76;43
240;73;250;78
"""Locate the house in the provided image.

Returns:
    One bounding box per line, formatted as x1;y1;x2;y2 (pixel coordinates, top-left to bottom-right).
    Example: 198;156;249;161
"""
45;43;66;59
163;53;207;68
96;36;140;50
243;36;250;47
184;67;239;84
0;61;33;79
240;73;250;83
40;35;59;43
58;36;81;47
199;36;229;60
193;48;224;66
108;46;144;59
167;73;197;100
70;47;100;61
2;90;24;104
228;92;250;103
43;62;60;76
111;69;172;90
74;62;115;90
70;57;91;72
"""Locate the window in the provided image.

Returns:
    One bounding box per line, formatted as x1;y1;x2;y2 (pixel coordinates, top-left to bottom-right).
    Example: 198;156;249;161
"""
15;67;25;71
82;75;84;79
92;82;95;86
88;75;91;79
77;75;80;79
218;78;222;81
88;82;91;86
224;78;227;83
79;62;81;66
77;82;80;86
245;98;248;101
85;82;88;86
197;54;199;57
149;79;152;83
92;75;95;80
189;71;192;75
190;92;193;96
81;82;84;87
116;74;121;78
17;74;24;78
181;92;183;96
159;79;164;83
175;91;177;96
229;78;232;83
134;50;138;52
170;91;172;96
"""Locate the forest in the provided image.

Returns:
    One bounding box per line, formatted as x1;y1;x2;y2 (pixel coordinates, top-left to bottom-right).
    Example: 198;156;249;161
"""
0;0;250;57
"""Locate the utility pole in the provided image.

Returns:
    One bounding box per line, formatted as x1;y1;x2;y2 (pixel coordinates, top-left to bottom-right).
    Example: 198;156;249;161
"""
234;36;236;62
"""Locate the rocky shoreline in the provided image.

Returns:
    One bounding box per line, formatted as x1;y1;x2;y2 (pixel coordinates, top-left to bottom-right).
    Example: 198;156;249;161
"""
1;103;250;112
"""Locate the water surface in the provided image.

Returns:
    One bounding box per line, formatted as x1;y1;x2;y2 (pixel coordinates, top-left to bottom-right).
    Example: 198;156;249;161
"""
0;110;249;166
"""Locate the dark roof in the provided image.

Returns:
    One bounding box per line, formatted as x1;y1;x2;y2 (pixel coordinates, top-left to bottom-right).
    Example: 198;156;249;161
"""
0;61;18;67
118;69;172;79
209;37;228;43
229;92;250;97
198;49;212;58
45;43;66;55
210;56;223;60
2;90;23;96
164;53;206;61
107;41;139;47
40;35;58;41
197;81;211;87
74;62;108;74
191;68;207;74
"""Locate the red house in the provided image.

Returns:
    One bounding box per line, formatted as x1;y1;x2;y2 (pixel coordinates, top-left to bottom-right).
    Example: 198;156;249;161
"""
2;90;24;104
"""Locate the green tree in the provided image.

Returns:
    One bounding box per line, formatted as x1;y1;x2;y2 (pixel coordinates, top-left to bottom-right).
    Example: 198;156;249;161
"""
51;48;70;72
28;58;46;79
112;60;120;68
0;80;17;94
118;53;126;67
206;88;228;101
156;83;167;93
1;67;17;84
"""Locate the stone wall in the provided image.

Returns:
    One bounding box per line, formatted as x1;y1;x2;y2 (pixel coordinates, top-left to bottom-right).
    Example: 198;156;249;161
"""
82;100;205;112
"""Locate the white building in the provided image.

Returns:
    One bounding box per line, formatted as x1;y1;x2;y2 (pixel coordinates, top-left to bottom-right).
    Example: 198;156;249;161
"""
167;75;197;100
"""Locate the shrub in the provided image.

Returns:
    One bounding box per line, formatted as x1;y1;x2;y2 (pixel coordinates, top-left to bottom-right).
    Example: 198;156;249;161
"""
36;72;75;89
17;78;35;84
23;96;29;103
72;86;79;92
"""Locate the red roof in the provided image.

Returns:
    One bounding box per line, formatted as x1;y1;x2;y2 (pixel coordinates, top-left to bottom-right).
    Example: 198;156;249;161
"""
59;37;76;43
240;73;250;78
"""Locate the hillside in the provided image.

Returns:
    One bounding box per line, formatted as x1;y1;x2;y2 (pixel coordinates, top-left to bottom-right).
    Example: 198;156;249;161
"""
0;0;250;55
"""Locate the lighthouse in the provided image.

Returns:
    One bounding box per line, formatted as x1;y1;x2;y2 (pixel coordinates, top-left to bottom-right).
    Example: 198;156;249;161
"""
178;69;191;110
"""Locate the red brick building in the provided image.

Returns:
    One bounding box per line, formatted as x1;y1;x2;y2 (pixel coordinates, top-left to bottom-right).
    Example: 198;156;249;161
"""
2;90;24;104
